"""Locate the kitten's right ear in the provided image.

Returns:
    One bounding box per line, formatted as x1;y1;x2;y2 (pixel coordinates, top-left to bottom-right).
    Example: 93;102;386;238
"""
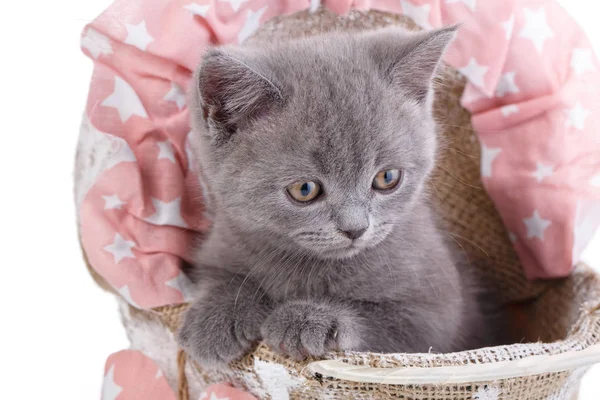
195;47;284;145
365;25;458;104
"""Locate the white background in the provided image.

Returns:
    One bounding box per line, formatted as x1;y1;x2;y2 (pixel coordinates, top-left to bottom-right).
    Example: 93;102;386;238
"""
0;1;598;399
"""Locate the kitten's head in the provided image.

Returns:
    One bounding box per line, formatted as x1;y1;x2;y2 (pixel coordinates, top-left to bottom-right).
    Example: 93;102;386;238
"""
191;26;456;259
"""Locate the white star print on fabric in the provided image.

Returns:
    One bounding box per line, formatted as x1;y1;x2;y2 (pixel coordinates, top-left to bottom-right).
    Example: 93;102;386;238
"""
75;117;137;208
519;8;554;53
309;0;320;12
508;232;517;243
480;144;501;178
157;140;176;163
221;0;247;12
591;175;600;187
495;72;520;97
155;369;163;379
101;77;148;123
124;21;155;51
564;102;590;131
400;0;432;30
501;104;519;117
184;3;210;17
473;385;500;400
524;210;552;240
118;285;140;308
104;233;136;263
570;48;597;76
501;15;515;40
145;197;188;228
185;131;195;171
461;87;492;105
200;392;230;400
81;116;137;170
163;82;186;110
458;57;489;90
208;391;229;400
102;365;123;400
531;162;554;183
445;0;476;12
238;6;268;43
102;194;126;210
166;271;194;302
81;28;113;59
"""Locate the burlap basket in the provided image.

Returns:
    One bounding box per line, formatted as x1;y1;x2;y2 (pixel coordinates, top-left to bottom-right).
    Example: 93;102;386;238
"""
80;8;600;400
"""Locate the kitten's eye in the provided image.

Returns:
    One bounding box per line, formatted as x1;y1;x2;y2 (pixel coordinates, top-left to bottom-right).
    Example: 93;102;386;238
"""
373;169;402;191
287;181;321;202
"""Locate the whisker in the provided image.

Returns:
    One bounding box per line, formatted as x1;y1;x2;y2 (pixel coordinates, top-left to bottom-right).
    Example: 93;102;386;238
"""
447;147;478;159
257;248;302;302
437;165;482;190
234;246;281;307
441;231;490;258
427;181;448;206
400;219;491;259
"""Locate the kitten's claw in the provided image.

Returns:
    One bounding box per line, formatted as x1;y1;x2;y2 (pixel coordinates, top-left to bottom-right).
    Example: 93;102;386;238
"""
178;302;264;368
261;300;355;359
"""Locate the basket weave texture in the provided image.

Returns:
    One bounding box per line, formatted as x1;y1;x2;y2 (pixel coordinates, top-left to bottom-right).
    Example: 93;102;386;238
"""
83;8;600;400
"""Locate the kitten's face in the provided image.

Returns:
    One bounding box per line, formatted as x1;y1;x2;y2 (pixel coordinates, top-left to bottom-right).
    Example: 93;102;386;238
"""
193;27;455;259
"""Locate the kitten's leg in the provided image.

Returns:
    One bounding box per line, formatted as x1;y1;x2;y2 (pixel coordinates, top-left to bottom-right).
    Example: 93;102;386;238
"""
178;275;272;368
260;299;364;359
261;299;462;357
349;300;464;353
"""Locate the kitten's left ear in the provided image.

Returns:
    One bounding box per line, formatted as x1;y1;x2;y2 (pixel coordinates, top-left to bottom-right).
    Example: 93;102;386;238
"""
366;25;458;103
193;47;285;145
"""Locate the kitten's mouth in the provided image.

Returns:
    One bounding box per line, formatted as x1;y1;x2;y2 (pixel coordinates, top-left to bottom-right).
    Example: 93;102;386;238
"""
296;228;390;259
312;227;392;259
316;242;363;259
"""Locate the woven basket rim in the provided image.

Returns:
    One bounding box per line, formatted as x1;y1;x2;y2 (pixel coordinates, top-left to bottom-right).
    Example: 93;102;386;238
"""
141;265;600;386
307;342;600;385
296;265;600;370
167;265;600;387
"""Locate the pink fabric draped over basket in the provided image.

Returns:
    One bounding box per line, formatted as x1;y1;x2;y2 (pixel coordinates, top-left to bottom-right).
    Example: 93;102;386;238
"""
75;0;600;398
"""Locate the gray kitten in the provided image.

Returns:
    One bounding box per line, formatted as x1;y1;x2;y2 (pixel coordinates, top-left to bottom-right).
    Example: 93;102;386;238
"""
179;26;503;368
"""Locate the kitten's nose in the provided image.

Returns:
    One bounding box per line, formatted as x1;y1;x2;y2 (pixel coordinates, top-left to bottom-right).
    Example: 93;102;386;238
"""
340;228;367;240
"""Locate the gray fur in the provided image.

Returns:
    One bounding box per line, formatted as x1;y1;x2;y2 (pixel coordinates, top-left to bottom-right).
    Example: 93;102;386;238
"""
179;26;503;368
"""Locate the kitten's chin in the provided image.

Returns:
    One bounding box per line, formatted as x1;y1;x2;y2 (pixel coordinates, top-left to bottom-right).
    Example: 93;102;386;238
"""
316;245;364;260
309;239;384;260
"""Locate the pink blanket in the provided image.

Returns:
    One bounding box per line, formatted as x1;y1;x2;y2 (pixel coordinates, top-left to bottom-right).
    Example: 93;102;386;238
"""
76;0;600;398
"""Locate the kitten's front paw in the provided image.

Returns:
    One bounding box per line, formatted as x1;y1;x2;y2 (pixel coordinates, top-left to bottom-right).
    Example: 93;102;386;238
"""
261;300;360;359
178;302;265;368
